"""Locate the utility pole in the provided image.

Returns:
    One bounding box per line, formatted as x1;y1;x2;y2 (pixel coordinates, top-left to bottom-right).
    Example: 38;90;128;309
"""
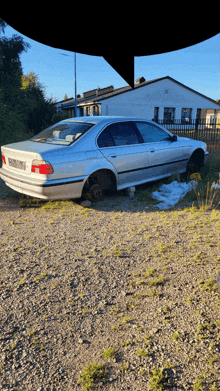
74;52;77;117
59;52;77;117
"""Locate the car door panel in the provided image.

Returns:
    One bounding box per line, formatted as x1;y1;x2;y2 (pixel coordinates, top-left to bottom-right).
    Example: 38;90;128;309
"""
101;145;149;186
146;140;187;179
133;121;188;179
97;121;150;186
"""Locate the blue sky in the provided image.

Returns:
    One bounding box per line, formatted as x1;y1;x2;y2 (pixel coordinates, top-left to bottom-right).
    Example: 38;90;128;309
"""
2;24;220;102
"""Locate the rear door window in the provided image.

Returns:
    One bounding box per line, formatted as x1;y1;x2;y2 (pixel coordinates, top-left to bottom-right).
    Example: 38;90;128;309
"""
97;121;141;148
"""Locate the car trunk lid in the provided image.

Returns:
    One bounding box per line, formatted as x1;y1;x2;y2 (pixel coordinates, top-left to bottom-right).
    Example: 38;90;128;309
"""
1;140;64;176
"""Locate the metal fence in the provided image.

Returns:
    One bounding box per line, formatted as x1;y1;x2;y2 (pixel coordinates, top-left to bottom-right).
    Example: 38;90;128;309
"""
154;119;220;152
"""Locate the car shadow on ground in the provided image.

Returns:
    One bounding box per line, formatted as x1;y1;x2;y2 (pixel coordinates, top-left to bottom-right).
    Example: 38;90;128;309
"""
0;176;197;215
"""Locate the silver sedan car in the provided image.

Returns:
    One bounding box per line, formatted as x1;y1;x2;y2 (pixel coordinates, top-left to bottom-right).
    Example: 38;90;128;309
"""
0;116;208;201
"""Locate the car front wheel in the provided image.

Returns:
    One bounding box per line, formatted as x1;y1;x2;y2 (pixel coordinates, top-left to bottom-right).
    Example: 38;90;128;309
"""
182;150;204;180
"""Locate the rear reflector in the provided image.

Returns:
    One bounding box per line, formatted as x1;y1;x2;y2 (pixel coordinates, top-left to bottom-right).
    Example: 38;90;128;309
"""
1;155;6;165
31;159;53;174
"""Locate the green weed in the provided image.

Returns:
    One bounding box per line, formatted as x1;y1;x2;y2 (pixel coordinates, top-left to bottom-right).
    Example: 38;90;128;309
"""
102;347;115;359
136;349;148;357
77;363;106;390
121;340;130;347
148;277;164;286
148;367;167;391
171;332;181;340
193;377;203;391
144;268;156;277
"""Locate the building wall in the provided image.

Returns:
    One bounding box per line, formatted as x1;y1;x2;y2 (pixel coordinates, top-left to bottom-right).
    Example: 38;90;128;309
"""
99;79;219;120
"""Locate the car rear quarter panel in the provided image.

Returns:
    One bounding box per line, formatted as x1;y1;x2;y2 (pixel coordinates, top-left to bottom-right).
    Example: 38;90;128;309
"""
42;147;118;182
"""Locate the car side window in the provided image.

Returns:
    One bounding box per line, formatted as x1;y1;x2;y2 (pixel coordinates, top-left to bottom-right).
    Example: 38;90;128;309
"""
134;122;170;143
97;129;115;148
106;121;140;146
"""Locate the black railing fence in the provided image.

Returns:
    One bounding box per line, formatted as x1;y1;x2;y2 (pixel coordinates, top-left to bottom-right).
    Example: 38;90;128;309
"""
154;119;220;152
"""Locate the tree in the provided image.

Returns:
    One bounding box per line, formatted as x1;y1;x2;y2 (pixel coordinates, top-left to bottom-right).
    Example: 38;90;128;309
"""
0;20;67;148
0;35;30;104
20;72;68;135
0;22;32;147
0;18;7;35
21;72;46;92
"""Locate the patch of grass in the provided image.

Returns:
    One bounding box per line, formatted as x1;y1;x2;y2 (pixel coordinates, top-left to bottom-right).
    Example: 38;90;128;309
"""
171;332;181;340
121;316;133;324
136;280;145;286
77;363;106;390
163;362;173;368
26;330;35;336
148;367;167;391
111;325;120;331
209;382;218;391
102;347;115;359
144;268;156;278
148;290;160;297
136;349;148;357
120;364;128;372
17;278;26;286
185;296;193;305
199;278;218;292
148;277;164;286
193;377;204;391
121;340;130;347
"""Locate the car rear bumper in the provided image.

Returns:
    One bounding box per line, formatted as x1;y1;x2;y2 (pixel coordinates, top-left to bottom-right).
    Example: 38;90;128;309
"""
0;168;85;200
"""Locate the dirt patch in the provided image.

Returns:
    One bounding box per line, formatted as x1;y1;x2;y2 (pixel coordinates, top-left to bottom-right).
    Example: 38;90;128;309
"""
0;181;220;390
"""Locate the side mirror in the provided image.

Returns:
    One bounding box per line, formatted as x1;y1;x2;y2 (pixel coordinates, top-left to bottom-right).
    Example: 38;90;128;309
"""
171;135;177;142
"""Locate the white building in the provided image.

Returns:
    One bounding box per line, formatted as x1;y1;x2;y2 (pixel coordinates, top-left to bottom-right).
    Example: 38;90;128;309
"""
60;76;220;124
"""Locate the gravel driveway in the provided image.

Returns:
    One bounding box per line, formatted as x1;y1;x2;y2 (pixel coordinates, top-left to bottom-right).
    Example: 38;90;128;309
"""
0;179;220;391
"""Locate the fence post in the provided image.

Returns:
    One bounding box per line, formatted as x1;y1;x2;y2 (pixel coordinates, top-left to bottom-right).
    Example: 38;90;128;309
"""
194;119;199;140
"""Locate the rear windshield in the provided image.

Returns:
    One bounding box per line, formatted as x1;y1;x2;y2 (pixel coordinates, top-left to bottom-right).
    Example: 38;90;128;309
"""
30;121;94;146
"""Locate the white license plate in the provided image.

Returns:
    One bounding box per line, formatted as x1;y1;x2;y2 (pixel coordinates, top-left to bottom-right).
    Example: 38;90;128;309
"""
8;158;26;170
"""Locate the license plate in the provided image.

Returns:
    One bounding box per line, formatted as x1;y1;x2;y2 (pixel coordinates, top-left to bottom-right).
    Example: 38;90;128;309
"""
8;158;26;170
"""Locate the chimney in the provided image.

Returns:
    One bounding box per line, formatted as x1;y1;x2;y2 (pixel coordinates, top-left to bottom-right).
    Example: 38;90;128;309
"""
96;85;114;96
135;77;146;84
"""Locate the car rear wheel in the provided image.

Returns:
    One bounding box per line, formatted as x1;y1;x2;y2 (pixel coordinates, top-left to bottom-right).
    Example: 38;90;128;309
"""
89;184;103;201
82;170;116;202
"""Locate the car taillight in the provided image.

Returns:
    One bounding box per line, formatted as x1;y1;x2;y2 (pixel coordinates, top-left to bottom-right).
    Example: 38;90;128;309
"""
31;159;53;174
1;155;6;165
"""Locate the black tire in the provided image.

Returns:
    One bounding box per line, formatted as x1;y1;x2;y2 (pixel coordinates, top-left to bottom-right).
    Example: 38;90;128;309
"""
185;150;204;177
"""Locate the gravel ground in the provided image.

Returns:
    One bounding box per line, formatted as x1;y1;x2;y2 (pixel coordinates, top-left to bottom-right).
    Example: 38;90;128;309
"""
0;178;220;391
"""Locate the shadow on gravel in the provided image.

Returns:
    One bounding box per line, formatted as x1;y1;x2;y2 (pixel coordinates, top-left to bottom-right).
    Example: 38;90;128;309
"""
0;176;198;215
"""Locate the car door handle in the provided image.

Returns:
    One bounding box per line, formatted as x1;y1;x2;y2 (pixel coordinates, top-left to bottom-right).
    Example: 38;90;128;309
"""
150;149;155;153
110;155;117;158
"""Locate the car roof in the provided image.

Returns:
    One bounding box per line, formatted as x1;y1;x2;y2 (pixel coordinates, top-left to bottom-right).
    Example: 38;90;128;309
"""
63;116;155;125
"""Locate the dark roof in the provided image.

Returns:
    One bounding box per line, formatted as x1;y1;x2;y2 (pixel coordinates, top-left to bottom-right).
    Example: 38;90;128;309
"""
61;76;220;109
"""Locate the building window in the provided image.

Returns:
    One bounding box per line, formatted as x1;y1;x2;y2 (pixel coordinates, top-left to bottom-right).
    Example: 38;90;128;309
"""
181;108;192;123
164;108;175;123
86;107;90;116
154;107;159;122
196;109;201;121
93;105;99;116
